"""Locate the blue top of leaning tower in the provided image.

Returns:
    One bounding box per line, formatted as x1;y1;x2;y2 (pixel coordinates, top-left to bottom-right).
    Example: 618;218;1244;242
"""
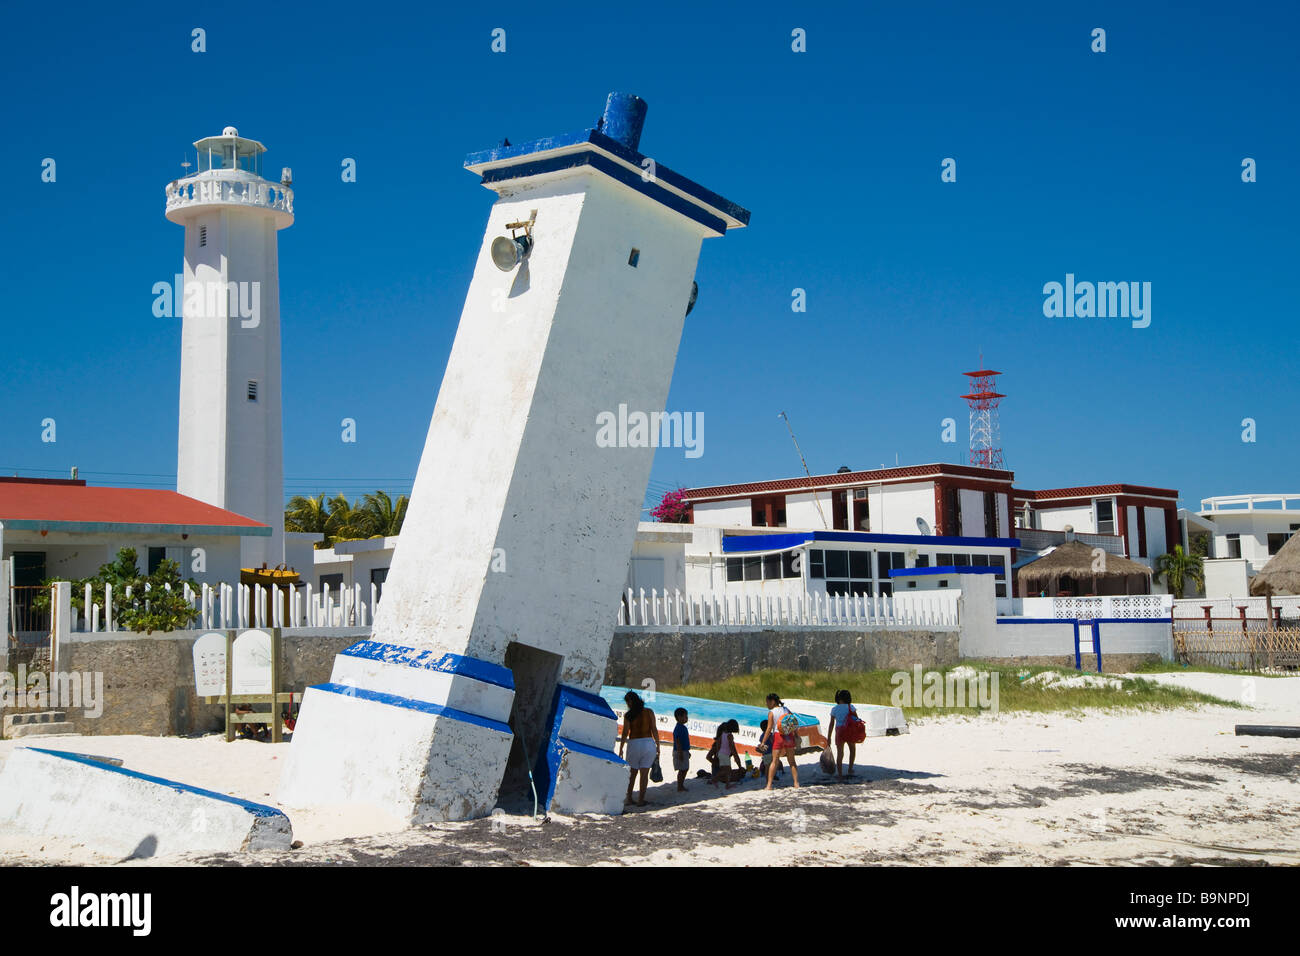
463;93;749;237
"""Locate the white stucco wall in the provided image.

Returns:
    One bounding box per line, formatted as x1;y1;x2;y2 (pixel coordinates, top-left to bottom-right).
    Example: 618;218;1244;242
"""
1205;511;1297;570
870;482;936;535
958;488;985;537
284;532;323;577
784;492;830;529
627;524;689;595
1035;505;1096;534
1143;506;1166;561
691;498;752;527
683;525;725;593
1203;558;1250;599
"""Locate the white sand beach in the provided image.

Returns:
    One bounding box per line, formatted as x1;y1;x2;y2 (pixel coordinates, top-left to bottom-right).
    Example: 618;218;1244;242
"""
1;672;1296;867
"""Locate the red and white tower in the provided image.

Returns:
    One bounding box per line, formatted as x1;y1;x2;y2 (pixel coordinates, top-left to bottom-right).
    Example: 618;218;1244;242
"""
961;363;1004;469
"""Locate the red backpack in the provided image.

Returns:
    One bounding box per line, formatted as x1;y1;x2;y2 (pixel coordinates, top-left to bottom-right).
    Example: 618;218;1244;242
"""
842;705;867;744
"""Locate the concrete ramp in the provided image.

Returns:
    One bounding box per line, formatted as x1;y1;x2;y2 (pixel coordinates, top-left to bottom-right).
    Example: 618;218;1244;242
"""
0;747;292;858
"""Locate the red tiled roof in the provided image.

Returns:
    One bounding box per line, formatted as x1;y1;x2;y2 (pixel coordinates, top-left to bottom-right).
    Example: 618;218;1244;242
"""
683;463;1016;501
0;479;269;533
1013;484;1179;502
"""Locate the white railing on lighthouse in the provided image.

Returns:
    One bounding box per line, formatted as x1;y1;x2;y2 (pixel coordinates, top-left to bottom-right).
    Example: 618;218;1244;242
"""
165;175;293;216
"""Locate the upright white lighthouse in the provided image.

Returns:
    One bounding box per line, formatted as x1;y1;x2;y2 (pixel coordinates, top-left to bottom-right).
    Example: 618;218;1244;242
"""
165;128;293;569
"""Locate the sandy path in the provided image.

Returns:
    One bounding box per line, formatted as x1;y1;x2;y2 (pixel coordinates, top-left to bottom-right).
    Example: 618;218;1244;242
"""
1;673;1296;866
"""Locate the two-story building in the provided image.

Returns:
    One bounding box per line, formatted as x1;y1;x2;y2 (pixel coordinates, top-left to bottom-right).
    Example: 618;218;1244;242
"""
1011;483;1180;584
1194;494;1300;598
682;462;1015;538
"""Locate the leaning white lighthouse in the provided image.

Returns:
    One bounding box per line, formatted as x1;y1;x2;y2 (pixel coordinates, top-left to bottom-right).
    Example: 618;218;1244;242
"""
165;127;293;569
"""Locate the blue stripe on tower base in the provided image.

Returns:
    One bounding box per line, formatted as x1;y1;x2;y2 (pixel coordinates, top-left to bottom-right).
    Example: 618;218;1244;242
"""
338;641;515;691
533;684;623;810
312;682;513;736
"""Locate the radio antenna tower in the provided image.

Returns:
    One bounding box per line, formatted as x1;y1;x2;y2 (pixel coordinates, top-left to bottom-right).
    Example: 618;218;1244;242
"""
961;357;1004;469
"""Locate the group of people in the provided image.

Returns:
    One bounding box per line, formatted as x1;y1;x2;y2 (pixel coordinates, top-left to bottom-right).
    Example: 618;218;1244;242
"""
616;688;866;806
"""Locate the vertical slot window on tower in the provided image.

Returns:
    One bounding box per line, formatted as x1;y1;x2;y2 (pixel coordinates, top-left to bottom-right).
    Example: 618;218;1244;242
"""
247;380;258;402
199;225;207;247
628;248;640;267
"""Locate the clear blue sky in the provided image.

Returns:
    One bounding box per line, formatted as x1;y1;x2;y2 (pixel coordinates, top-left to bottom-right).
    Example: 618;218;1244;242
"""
2;1;1295;516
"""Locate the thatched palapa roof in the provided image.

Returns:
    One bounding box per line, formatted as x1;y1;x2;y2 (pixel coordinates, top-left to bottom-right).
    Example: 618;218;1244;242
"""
1250;532;1300;595
1017;539;1152;586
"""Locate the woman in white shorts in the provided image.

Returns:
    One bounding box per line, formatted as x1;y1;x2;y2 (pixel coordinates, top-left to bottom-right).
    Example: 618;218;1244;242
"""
618;691;660;806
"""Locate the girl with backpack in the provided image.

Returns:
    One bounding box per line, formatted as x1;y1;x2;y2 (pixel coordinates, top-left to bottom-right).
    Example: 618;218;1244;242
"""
762;694;801;790
826;689;867;779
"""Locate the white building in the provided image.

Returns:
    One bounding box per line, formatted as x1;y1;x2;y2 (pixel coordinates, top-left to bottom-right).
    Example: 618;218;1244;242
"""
683;462;1015;538
678;525;1015;600
1195;494;1300;598
166;127;294;569
0;477;270;640
307;536;398;599
1012;483;1180;580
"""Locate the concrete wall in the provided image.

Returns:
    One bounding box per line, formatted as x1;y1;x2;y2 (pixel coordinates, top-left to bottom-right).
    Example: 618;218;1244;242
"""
285;532;323;578
963;618;1171;671
691;498;751;527
606;626;960;687
867;482;935;534
627;524;691;595
1205;511;1295;571
785;492;829;529
977;653;1165;673
1204;558;1251;599
1144;506;1167;560
30;628;367;737
958;488;985;537
683;525;724;593
1036;504;1096;533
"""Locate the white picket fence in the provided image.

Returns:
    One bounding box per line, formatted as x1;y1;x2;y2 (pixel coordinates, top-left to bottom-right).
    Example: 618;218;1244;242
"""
615;587;960;629
60;579;960;634
69;580;379;633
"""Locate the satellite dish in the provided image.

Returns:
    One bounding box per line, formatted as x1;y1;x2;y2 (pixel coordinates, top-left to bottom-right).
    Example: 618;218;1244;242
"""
916;517;932;535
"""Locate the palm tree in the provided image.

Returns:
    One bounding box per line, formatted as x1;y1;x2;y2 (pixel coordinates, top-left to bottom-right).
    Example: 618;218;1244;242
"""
285;491;410;545
284;494;331;534
1153;544;1205;598
358;490;408;537
326;493;373;541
